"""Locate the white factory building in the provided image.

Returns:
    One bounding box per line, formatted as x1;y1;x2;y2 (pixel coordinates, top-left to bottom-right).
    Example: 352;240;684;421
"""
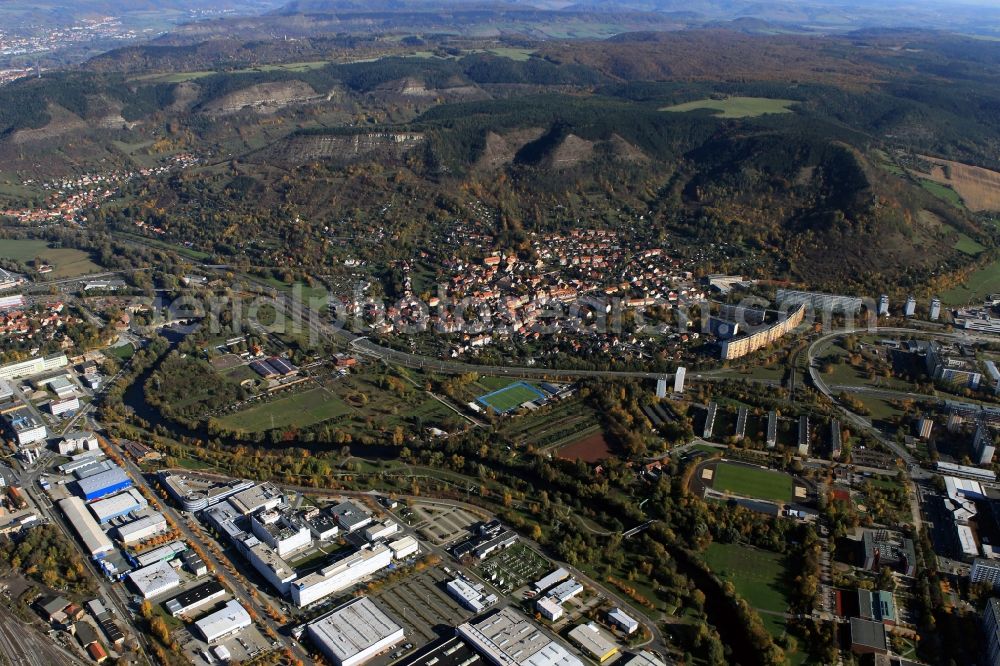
546;579;583;604
307;597;405;666
228;482;284;515
250;509;312;557
58;431;100;455
388;536;419;560
362;520;399;543
291;544;392;607
127;560;182;599
88;488;148;524
0;353;68;382
457;607;583;666
245;540;297;595
50;396;81;417
117;512;168;544
607;608;639;635
331;500;373;533
533;568;569;594
135;541;187;567
195;600;252;643
46;376;76;400
446;577;497;613
4;407;47;447
58;497;114;558
536;597;563;622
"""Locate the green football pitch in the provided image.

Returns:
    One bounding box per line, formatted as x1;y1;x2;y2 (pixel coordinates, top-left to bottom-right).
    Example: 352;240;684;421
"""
712;463;793;503
478;381;545;413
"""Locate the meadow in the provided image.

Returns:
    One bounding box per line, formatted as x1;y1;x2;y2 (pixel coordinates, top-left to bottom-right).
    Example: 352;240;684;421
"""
661;96;797;118
941;259;1000;305
0;239;101;278
212;387;350;432
703;542;791;636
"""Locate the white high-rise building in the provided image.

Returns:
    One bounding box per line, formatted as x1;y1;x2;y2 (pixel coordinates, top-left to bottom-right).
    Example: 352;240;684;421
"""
673;368;686;394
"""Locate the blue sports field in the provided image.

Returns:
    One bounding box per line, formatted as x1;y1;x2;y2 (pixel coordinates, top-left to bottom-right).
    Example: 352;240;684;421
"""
477;381;547;414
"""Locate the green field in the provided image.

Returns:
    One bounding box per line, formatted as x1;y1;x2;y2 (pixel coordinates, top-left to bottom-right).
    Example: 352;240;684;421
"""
213;387;350;432
256;275;329;308
661;96;797;118
712;462;793;503
955;233;986;256
919;179;965;208
703;542;791;621
941;259;1000;305
481;47;536;61
853;395;906;421
107;343;135;361
0;239;101;278
478;381;545;413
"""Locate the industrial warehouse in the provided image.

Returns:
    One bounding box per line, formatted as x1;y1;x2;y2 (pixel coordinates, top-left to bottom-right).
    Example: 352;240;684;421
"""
457;607;583;666
194;600;253;643
306;597;405;666
31;450;643;666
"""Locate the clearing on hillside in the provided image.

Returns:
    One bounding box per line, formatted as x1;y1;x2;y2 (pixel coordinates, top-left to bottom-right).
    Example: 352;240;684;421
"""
915;155;1000;212
660;96;797;118
941;259;1000;306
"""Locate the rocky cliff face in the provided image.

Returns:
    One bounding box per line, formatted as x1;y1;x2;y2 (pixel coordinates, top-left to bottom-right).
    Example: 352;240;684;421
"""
200;80;325;115
257;131;426;165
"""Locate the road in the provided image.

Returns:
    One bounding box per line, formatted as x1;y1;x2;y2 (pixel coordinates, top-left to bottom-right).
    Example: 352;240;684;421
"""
804;328;951;531
826;385;937;402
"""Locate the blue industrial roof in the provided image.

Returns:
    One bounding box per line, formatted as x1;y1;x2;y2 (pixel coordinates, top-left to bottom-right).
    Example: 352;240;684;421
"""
78;467;131;500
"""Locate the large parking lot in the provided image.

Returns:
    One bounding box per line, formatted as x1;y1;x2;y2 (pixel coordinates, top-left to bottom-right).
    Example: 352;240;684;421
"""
409;503;481;546
371;566;474;651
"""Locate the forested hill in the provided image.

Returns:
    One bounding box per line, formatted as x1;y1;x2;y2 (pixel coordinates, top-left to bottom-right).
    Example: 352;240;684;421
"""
1;29;999;294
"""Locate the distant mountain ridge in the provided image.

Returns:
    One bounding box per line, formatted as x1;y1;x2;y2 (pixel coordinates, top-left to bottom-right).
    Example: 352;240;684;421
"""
265;0;1000;36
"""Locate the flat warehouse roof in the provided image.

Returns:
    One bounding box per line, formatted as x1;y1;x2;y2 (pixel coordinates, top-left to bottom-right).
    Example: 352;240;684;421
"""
127;560;180;598
165;581;226;615
57;496;114;556
195;599;252;642
88;488;146;522
78;467;130;497
308;597;403;663
399;637;482;666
